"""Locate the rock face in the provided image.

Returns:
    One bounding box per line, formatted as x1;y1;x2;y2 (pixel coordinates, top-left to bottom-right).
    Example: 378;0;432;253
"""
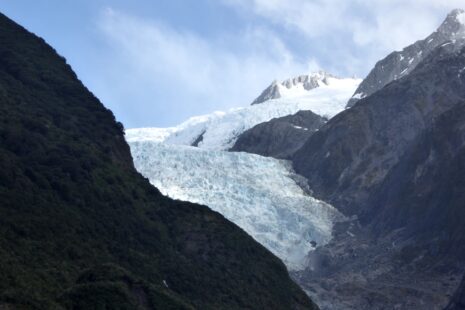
446;276;465;309
252;72;335;105
231;110;327;159
294;100;465;310
0;12;317;309
347;8;465;107
292;36;465;309
364;100;465;242
294;40;465;215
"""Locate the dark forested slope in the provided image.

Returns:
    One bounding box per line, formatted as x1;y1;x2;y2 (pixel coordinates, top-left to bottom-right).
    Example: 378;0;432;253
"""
0;13;315;310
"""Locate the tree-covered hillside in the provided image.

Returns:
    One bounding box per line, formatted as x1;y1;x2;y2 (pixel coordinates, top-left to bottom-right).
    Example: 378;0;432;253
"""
0;12;316;310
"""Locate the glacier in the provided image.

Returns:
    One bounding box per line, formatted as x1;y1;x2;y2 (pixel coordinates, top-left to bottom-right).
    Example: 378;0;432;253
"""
126;75;360;150
126;72;358;271
129;141;344;271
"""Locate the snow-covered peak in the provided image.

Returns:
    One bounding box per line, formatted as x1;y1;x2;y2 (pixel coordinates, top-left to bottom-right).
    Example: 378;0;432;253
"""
438;8;465;38
347;9;465;108
251;71;341;105
126;76;361;150
456;10;465;25
451;8;465;22
281;71;334;89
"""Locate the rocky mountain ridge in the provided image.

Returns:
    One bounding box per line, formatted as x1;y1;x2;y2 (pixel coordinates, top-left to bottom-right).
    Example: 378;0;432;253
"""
252;72;337;105
290;14;465;310
347;8;465;107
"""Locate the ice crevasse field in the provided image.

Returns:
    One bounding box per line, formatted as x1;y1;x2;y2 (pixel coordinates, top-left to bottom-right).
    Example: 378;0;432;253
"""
126;73;361;270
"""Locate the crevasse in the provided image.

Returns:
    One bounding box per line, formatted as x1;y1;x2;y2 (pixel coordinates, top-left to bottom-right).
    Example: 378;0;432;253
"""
129;141;344;271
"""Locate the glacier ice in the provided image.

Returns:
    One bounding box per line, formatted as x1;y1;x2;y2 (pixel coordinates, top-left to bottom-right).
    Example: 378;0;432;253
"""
126;75;360;150
126;72;355;270
129;141;344;271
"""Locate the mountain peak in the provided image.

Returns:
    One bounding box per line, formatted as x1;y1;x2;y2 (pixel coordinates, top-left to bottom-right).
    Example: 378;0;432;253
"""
448;8;465;21
251;71;338;105
438;8;465;36
281;71;335;89
347;9;465;108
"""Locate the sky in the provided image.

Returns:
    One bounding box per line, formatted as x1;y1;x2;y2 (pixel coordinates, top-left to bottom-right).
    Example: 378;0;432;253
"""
0;0;464;128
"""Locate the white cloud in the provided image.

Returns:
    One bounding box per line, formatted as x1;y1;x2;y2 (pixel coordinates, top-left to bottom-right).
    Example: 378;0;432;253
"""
98;8;320;127
223;0;465;72
224;0;464;49
96;2;465;127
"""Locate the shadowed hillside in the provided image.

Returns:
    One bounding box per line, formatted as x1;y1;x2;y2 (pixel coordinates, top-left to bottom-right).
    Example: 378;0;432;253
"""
0;12;316;310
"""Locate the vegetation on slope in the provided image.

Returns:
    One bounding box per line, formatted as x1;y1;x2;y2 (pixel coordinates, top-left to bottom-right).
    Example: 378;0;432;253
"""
0;12;316;310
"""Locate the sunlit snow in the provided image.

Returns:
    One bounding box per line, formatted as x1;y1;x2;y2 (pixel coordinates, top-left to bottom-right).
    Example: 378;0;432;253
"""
126;76;360;150
129;141;344;271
